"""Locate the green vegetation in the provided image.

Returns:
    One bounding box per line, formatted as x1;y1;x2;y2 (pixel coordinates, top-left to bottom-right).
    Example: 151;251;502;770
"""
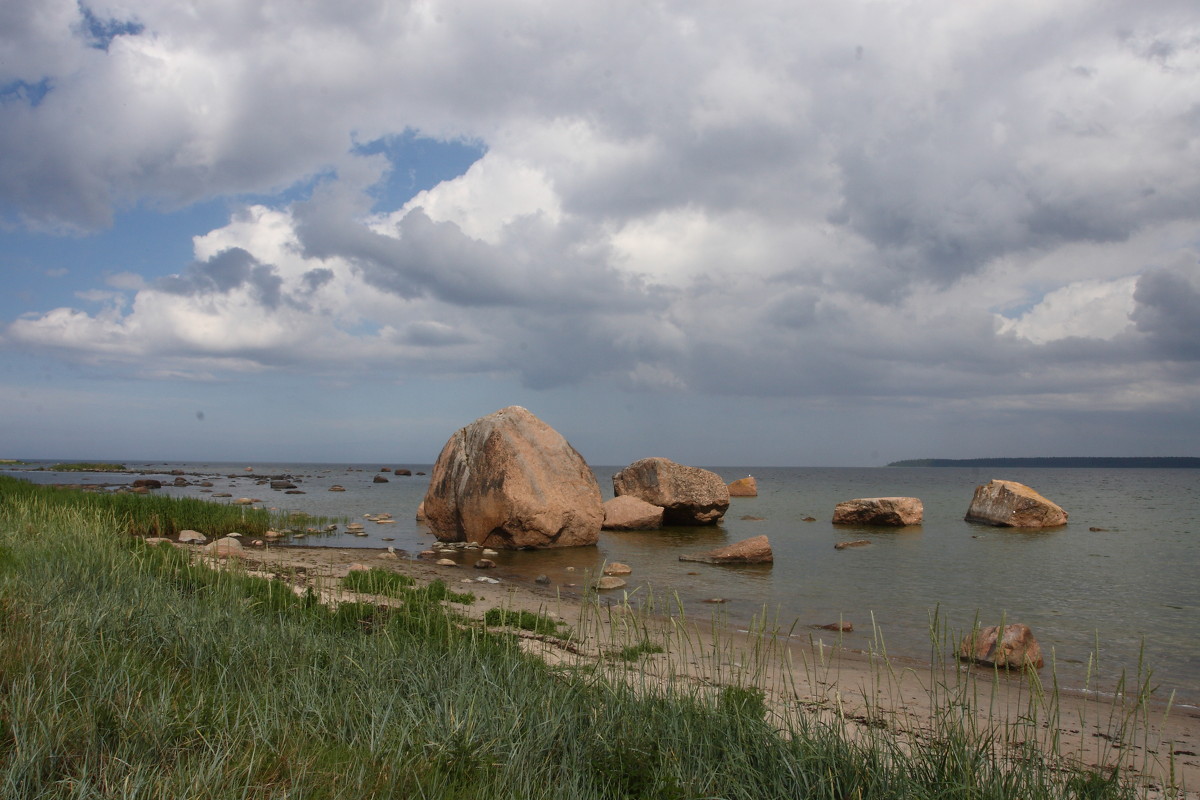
483;606;567;637
612;639;665;662
47;461;127;471
343;568;475;605
0;474;324;537
0;479;1157;799
888;456;1200;468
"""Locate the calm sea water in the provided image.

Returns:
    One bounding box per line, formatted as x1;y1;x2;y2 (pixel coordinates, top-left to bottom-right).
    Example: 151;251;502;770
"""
8;461;1198;704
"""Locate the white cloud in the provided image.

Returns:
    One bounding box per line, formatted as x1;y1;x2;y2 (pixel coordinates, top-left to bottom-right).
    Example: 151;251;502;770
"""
998;277;1138;344
386;152;561;245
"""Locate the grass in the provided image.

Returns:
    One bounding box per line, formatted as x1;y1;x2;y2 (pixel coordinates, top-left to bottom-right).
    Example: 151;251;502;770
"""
343;568;476;605
483;607;567;637
0;477;1170;799
0;474;329;538
612;640;666;662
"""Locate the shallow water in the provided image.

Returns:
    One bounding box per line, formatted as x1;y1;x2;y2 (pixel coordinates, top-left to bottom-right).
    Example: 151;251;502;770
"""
8;461;1198;704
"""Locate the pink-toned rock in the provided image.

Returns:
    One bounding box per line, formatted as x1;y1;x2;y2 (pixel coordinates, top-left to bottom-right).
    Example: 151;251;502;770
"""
603;562;632;576
423;406;603;549
595;576;626;590
601;496;664;530
727;476;758;497
959;624;1044;669
833;497;923;526
203;537;244;558
415;501;426;521
613;457;730;525
965;480;1068;528
679;535;772;565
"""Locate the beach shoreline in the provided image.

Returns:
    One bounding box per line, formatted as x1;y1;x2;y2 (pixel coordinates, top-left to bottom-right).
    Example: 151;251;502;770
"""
213;542;1199;797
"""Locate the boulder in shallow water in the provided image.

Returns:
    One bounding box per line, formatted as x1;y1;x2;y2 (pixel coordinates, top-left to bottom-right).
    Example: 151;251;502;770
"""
601;496;664;530
679;535;772;565
833;497;923;526
727;476;758;497
965;480;1067;528
422;406;603;549
612;457;730;525
959;623;1044;669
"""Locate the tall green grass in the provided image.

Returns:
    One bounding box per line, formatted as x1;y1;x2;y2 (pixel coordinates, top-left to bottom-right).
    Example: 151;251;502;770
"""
0;474;319;537
0;480;1157;799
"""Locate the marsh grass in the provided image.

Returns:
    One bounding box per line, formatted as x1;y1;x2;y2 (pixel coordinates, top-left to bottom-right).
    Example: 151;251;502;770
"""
0;474;326;537
0;480;1167;799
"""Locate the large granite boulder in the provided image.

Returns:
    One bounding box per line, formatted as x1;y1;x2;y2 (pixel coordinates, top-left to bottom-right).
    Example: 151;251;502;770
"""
602;496;664;530
727;476;758;497
612;457;730;525
833;497;923;526
679;535;773;565
959;624;1044;669
965;480;1067;528
422;406;603;549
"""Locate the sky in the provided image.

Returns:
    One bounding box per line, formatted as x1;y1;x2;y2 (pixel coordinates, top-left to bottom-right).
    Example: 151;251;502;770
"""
2;0;1199;467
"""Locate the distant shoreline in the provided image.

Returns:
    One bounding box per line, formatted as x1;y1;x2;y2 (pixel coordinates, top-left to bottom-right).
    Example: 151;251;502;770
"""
887;456;1200;468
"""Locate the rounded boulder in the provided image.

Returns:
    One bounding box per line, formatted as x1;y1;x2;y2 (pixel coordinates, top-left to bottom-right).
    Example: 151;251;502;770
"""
422;406;603;549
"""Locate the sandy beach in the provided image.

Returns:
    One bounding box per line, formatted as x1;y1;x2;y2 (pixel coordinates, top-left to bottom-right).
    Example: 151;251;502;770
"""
200;542;1198;798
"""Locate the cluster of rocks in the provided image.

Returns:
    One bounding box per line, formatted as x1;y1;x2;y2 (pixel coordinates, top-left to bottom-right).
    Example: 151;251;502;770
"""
419;407;773;567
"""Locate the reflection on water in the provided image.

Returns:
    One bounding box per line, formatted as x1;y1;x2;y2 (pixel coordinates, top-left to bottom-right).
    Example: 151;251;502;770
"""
6;461;1198;703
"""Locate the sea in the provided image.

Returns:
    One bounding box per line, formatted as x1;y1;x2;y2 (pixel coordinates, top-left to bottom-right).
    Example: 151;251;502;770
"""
6;460;1198;706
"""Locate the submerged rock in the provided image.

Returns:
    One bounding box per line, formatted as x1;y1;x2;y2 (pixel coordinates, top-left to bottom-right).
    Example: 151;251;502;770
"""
834;539;871;550
965;480;1067;528
679;535;772;565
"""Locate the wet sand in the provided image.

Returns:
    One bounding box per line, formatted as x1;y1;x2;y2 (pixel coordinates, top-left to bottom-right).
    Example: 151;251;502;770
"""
201;542;1199;797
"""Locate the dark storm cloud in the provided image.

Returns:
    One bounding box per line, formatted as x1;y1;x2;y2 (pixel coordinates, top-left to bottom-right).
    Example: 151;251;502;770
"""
1132;267;1200;360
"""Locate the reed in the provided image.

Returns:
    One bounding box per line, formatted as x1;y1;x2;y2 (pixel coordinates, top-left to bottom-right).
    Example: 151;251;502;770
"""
0;474;330;537
0;480;1168;799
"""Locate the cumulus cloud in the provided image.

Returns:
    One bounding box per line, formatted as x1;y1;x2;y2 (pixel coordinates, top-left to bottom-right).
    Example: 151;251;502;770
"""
3;0;1200;429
